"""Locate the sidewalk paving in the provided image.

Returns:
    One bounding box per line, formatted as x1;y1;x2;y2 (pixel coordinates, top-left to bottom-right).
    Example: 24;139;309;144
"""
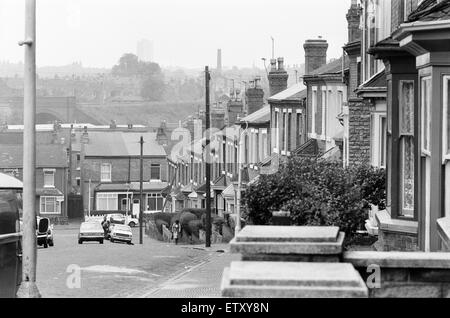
145;244;240;298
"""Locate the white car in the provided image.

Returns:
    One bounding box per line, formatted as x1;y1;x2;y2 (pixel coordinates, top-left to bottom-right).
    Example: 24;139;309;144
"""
78;221;104;244
125;215;139;227
110;224;133;244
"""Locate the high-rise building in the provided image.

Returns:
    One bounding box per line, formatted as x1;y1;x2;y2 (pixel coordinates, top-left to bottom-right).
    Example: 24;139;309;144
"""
137;39;154;62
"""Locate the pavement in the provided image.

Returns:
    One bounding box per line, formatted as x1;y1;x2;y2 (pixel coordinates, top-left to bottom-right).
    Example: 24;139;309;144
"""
142;245;240;298
37;223;237;298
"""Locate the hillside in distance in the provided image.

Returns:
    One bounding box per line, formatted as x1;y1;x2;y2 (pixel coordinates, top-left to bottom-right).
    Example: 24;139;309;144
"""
77;100;202;127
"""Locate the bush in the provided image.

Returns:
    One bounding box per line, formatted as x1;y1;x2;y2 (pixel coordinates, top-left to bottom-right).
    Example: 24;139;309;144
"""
155;219;169;234
186;219;204;237
242;157;386;245
180;208;206;219
148;212;174;227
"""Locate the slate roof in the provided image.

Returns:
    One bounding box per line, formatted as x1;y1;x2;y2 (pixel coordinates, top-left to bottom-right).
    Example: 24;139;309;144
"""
306;56;350;76
0;144;68;169
358;70;387;89
239;105;271;124
408;0;450;22
83;132;166;157
268;83;307;102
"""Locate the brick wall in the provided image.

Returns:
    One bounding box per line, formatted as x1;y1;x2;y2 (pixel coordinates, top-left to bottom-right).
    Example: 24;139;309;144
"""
348;98;372;166
348;55;359;99
246;88;264;115
304;40;328;75
376;229;420;251
268;72;289;97
83;157;169;184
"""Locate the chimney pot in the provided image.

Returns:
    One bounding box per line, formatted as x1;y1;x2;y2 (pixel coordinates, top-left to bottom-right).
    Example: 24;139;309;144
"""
277;57;285;70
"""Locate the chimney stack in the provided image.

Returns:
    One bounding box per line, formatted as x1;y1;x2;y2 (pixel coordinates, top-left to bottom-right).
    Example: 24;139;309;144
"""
347;0;362;43
217;49;222;74
246;77;265;115
81;126;89;144
303;38;328;75
268;57;289;97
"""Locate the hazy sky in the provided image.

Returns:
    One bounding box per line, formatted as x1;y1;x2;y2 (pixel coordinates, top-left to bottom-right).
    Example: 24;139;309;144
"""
0;0;350;69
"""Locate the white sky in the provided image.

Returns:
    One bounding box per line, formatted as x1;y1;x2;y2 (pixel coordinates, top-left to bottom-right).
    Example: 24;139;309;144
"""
0;0;350;69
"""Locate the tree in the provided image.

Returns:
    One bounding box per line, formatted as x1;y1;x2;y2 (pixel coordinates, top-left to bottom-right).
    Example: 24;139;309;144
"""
112;53;166;101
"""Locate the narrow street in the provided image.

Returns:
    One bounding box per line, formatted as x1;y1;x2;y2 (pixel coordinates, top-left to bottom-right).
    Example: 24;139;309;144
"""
36;224;225;298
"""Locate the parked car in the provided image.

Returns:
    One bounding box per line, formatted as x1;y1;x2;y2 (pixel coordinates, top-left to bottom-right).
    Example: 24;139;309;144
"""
110;224;133;244
0;173;23;298
78;222;104;244
125;215;139;227
108;213;126;225
36;217;54;248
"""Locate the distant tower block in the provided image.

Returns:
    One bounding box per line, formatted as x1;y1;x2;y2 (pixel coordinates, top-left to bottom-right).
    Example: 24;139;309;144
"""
137;39;154;62
217;49;222;74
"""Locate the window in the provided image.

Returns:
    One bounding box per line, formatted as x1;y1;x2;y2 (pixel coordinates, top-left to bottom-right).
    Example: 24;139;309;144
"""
101;163;112;182
312;88;317;135
150;164;161;181
443;76;450;160
282;112;286;151
380;117;387;168
40;196;61;214
296;113;302;147
338;90;344;114
288;112;292;152
399;81;415;218
421;77;432;155
147;193;163;212
321;89;327;136
96;193;118;211
76;178;81;187
43;169;55;188
275;111;280;151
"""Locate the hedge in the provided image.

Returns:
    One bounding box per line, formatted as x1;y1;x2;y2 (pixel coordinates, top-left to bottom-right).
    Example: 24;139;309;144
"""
242;157;386;245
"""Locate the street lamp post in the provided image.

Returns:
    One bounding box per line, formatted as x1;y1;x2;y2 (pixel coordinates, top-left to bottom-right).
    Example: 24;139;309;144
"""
235;121;249;234
17;0;41;298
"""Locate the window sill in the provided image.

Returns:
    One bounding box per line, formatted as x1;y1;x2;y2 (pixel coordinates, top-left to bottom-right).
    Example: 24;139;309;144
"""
375;209;418;235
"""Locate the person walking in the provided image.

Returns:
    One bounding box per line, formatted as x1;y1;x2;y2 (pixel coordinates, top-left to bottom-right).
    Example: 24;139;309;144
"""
171;220;181;245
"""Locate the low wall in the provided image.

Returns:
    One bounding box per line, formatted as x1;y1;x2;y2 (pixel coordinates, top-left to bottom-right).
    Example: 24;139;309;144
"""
221;225;450;298
344;251;450;298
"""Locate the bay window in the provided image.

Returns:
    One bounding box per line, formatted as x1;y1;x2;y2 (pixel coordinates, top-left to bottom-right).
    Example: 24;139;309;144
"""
147;193;163;212
96;193;118;211
40;196;61;214
311;88;317;136
321;88;327;137
421;77;432;155
399;81;415;218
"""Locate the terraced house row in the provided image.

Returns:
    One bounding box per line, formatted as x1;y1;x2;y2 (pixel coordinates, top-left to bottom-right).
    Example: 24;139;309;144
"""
166;0;450;253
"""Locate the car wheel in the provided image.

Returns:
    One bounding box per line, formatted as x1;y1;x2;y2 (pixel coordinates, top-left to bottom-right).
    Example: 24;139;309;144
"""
100;239;104;244
110;238;114;243
78;239;83;244
129;222;136;228
44;242;48;248
49;239;54;247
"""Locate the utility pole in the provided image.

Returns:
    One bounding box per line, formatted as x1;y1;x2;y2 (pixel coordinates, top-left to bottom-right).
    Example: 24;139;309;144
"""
139;136;144;245
17;0;40;298
205;66;212;248
236;121;248;235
